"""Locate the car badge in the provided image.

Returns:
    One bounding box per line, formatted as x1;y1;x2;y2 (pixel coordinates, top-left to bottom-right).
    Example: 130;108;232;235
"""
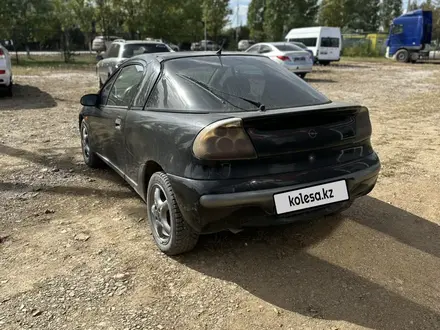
308;129;318;139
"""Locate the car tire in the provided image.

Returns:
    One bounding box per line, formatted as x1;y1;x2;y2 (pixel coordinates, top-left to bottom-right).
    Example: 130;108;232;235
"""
395;49;409;63
6;82;12;97
80;120;103;168
147;171;199;255
297;73;307;79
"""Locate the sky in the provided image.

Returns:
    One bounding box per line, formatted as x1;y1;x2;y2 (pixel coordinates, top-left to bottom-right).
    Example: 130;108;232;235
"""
227;0;424;28
227;0;251;28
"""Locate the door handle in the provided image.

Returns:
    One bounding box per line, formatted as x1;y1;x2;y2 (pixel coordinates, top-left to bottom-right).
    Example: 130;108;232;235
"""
115;118;122;129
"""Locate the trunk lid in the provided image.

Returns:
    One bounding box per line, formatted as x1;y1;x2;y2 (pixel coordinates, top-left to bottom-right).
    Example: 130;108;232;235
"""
238;103;372;166
283;51;311;62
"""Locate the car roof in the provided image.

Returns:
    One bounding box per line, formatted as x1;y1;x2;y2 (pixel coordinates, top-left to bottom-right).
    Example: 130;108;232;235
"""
263;42;296;46
130;51;266;63
117;40;166;45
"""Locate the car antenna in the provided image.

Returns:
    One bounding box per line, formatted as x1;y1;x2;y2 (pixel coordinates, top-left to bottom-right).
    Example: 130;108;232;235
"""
216;39;226;56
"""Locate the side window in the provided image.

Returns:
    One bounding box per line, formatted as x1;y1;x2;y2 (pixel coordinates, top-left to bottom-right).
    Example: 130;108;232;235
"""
259;45;272;54
291;38;317;47
146;73;185;109
133;61;161;107
392;24;404;35
107;44;120;58
100;72;119;106
246;45;260;53
107;65;145;107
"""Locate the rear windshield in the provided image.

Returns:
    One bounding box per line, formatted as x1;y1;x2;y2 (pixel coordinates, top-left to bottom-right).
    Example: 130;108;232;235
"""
320;37;340;48
293;42;307;49
122;43;169;58
274;43;303;51
146;55;330;112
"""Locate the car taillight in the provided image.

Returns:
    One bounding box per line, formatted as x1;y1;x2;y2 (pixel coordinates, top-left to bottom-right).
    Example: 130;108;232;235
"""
192;118;257;160
276;55;290;61
0;49;4;59
0;70;5;74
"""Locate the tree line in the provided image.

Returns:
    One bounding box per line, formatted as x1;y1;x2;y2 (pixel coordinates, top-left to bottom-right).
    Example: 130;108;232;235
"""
248;0;404;41
1;0;440;54
248;0;440;42
0;0;231;51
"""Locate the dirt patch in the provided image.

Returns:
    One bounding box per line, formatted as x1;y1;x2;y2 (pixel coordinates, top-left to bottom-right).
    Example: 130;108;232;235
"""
1;63;440;329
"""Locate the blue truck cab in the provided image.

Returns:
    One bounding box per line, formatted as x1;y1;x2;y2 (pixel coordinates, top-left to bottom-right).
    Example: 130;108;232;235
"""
386;9;433;62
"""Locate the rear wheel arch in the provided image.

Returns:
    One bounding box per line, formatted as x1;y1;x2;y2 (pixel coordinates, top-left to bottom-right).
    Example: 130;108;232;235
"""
79;114;84;130
140;160;164;199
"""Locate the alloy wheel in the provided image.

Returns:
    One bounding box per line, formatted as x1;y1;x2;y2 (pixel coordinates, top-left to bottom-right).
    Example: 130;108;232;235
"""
81;125;91;162
150;185;171;244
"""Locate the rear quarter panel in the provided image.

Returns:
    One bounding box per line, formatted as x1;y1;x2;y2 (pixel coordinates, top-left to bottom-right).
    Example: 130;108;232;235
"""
123;110;231;182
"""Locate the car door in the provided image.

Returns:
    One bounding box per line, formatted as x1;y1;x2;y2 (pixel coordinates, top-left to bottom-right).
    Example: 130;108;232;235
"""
100;63;146;175
123;60;161;185
88;71;120;156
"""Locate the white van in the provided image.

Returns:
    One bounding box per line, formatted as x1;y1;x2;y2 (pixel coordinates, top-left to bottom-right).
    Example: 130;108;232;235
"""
285;27;341;65
0;43;13;96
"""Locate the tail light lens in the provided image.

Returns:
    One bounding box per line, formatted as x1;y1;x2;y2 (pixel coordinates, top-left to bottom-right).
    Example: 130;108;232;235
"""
0;49;4;59
276;55;290;61
0;70;5;74
356;107;372;137
192;118;257;160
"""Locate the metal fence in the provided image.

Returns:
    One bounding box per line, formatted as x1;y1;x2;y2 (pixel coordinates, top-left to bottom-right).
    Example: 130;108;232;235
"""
341;33;388;57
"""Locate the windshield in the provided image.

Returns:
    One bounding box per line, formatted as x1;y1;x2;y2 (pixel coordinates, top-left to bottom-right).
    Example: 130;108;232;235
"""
155;56;330;112
122;43;170;58
274;43;304;52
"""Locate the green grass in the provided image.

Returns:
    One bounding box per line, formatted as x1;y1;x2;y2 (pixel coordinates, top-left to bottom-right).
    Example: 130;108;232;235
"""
340;56;390;63
11;53;97;75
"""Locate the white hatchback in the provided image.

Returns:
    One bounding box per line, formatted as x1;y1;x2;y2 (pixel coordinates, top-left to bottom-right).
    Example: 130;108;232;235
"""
245;42;313;78
0;44;13;96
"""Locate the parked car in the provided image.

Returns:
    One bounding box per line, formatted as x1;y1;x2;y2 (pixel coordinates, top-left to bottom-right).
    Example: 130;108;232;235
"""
238;39;256;51
79;52;380;255
0;43;13;96
146;38;179;51
289;41;314;62
245;42;313;78
199;40;219;51
96;39;172;87
92;35;122;53
190;42;201;51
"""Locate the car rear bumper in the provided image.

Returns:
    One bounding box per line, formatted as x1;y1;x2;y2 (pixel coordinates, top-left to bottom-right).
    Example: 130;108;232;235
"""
0;70;12;86
285;63;313;73
168;153;380;233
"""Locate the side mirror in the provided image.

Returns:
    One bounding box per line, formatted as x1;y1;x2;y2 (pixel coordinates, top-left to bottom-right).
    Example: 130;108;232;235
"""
80;94;99;107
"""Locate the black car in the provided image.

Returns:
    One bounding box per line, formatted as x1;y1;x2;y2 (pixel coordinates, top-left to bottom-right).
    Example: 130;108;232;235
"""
79;52;380;255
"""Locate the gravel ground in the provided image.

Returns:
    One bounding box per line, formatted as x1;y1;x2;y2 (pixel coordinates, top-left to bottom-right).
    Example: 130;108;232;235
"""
1;61;440;330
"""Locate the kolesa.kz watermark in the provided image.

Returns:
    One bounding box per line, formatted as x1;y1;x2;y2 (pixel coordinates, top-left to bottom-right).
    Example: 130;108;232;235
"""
288;188;335;207
273;180;349;215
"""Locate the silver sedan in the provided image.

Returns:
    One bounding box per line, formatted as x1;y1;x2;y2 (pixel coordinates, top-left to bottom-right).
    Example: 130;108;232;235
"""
245;42;313;78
